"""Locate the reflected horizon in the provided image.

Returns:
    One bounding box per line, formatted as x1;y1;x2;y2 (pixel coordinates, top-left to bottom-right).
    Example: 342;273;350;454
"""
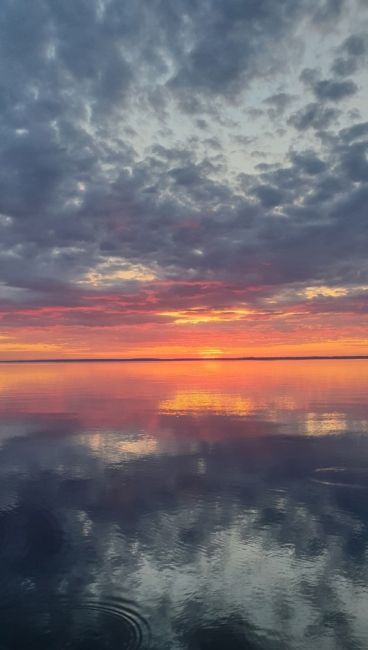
1;360;368;649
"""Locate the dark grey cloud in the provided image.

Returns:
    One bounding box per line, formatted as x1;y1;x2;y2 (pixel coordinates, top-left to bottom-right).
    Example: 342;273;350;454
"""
288;103;341;131
288;151;327;175
330;32;367;78
300;67;358;101
331;56;359;77
167;0;306;97
263;93;296;114
342;33;367;56
251;185;286;208
340;121;368;141
313;78;358;101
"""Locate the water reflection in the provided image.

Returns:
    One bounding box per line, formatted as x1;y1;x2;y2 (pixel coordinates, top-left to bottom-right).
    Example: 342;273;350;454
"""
160;391;253;416
0;360;368;649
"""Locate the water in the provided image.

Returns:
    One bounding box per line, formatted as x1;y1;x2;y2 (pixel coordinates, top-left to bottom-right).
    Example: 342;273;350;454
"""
0;360;368;649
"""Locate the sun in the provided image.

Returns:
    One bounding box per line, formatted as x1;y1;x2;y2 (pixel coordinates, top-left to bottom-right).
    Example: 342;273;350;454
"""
200;348;225;358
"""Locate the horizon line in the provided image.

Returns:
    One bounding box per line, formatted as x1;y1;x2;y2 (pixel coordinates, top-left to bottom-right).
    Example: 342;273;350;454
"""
1;355;368;364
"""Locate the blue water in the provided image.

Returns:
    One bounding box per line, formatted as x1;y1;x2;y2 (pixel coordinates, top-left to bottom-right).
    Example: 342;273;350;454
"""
0;360;368;649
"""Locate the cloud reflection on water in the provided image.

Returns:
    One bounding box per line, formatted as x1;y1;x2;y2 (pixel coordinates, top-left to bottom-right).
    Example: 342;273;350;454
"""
0;361;368;648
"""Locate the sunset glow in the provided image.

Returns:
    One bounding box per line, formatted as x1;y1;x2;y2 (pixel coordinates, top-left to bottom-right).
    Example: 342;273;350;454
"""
0;279;368;359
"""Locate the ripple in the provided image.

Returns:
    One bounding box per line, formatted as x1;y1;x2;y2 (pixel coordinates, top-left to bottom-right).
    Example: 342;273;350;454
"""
70;597;150;649
0;504;64;564
0;595;150;649
313;467;368;489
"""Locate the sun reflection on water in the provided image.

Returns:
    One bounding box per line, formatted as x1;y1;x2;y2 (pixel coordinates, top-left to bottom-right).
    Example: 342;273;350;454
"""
160;391;253;416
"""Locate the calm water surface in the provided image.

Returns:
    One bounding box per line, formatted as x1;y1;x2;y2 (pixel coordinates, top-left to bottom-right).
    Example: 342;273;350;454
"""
1;360;368;649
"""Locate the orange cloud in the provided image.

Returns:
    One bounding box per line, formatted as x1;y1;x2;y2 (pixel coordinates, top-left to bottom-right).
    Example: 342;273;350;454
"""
0;280;367;359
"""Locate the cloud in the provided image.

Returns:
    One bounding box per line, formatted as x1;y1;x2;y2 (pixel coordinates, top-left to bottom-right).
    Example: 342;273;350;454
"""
300;67;358;101
340;121;368;141
263;92;296;118
0;0;367;354
342;33;367;57
288;150;327;175
288;103;341;131
313;78;358;101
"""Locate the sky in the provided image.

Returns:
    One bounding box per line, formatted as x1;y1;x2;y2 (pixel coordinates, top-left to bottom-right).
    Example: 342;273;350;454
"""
0;0;367;359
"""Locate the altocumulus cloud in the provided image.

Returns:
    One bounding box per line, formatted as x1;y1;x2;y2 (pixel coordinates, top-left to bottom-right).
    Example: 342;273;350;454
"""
0;0;367;351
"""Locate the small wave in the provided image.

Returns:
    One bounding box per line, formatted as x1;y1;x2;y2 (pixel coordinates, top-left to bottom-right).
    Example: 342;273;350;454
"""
312;467;368;489
184;618;259;649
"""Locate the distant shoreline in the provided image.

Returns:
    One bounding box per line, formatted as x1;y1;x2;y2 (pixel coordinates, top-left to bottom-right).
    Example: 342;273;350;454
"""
1;356;368;364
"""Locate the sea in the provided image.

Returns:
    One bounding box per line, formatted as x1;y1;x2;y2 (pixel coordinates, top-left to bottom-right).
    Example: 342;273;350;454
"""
0;359;368;649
